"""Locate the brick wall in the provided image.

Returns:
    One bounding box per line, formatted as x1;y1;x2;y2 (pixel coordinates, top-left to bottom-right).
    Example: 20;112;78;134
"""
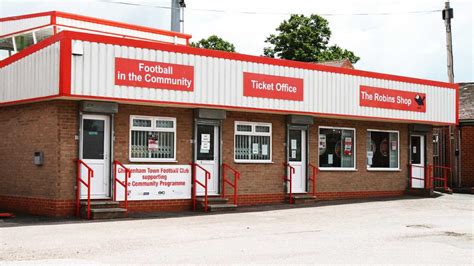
0;101;60;199
461;125;474;187
1;100;434;217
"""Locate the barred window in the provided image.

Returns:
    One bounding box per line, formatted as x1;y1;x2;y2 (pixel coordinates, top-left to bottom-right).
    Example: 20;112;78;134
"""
234;122;272;163
129;116;176;162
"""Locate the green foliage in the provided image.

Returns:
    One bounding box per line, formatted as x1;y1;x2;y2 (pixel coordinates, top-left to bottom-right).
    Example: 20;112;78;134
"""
264;14;360;64
190;35;236;52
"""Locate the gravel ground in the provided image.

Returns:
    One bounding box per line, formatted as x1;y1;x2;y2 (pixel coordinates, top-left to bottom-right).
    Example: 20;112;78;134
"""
0;193;473;264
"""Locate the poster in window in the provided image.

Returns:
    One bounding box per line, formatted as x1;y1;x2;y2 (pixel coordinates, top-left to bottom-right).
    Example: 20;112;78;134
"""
262;144;268;156
328;154;333;165
291;139;297;150
380;138;389;156
252;143;259;154
291;150;296;159
148;137;158;151
367;151;374;165
391;141;397;151
200;141;210;153
201;134;210;142
344;137;352;156
319;134;326;153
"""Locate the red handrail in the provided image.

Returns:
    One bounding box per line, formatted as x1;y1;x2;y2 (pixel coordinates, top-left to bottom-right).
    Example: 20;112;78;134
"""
431;165;450;190
308;163;318;197
113;160;131;217
76;159;94;219
189;163;211;212
222;163;240;205
282;162;295;204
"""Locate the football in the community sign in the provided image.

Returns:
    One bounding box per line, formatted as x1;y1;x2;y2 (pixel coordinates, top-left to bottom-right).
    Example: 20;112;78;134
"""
359;85;426;112
115;58;194;91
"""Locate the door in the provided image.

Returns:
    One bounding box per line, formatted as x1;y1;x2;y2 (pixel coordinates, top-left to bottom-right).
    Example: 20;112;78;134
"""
410;135;425;189
288;129;306;193
80;114;111;199
195;124;220;195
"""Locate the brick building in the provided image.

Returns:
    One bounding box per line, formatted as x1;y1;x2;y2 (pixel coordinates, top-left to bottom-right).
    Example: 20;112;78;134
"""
0;12;458;218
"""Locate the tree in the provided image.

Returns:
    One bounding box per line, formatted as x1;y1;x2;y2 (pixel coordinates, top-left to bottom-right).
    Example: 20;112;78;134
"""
190;35;236;52
263;14;360;64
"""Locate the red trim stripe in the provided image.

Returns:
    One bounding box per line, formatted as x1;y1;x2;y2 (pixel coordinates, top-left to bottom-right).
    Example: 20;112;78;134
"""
1;11;191;41
61;30;456;90
59;38;72;96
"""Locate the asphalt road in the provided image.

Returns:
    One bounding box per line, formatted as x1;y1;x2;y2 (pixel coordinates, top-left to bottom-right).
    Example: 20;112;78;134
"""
1;193;473;264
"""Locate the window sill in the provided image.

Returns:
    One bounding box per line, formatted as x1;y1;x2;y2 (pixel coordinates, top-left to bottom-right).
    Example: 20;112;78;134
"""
234;161;273;164
318;168;358;172
367;168;401;172
129;159;178;163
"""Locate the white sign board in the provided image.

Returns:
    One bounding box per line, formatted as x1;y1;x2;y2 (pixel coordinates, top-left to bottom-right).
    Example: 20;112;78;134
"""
115;164;191;201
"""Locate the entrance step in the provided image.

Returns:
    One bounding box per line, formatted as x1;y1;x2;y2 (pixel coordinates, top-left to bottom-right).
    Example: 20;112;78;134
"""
196;197;238;212
80;200;126;219
286;194;317;204
406;188;435;197
435;187;453;194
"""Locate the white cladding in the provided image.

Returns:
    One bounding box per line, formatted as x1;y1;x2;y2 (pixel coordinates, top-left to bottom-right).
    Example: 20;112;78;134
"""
0;42;59;103
56;17;187;45
0;15;50;37
69;40;456;124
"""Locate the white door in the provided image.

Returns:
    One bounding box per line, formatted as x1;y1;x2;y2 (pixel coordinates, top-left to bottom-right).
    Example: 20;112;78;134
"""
411;135;425;189
288;129;306;193
195;124;219;196
80;114;111;199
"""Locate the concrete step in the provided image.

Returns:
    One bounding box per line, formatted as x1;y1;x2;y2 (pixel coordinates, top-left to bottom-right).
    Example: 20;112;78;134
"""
82;208;127;220
207;204;238;212
286;194;317;204
196;197;229;204
80;200;120;209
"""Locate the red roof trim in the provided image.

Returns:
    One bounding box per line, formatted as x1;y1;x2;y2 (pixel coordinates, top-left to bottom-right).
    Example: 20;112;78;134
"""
62;30;456;90
0;11;191;41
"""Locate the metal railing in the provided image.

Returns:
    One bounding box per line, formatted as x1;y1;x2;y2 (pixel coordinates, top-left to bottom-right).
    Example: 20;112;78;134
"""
113;160;131;217
409;164;450;190
282;162;296;204
190;162;211;212
222;163;240;205
308;163;318;197
76;159;94;219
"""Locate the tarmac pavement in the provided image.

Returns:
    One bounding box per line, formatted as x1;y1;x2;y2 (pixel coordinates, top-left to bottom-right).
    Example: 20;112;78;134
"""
0;193;473;264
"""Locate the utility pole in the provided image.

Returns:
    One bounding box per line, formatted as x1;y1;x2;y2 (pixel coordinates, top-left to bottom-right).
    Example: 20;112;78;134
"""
442;1;457;188
171;0;186;33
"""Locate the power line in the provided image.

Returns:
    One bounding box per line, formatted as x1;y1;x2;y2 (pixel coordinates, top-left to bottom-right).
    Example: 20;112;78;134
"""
97;0;441;17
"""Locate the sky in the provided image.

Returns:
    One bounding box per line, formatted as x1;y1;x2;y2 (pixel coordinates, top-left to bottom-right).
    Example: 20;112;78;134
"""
1;0;472;83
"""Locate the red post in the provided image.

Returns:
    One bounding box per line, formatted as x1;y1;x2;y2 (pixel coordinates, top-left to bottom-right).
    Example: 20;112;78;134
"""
87;171;91;220
204;172;209;212
76;160;80;217
192;164;196;211
125;169;129;217
289;166;293;204
222;166;226;199
113;162;117;201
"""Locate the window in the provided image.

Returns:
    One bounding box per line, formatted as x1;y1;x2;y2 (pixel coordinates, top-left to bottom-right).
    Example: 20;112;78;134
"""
234;122;272;163
367;130;399;170
319;127;356;169
129;116;176;162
